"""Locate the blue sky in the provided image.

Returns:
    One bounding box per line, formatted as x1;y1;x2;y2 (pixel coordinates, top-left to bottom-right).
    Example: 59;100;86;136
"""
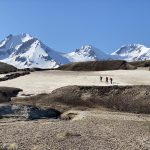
0;0;150;53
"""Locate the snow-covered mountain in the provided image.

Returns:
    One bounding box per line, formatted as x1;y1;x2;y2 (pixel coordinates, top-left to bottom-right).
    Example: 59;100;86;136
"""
64;45;112;62
111;44;150;61
0;34;114;69
0;33;150;69
0;33;70;69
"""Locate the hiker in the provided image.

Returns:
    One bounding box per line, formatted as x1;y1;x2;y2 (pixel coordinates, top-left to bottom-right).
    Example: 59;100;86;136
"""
100;76;103;82
106;77;108;83
110;77;113;84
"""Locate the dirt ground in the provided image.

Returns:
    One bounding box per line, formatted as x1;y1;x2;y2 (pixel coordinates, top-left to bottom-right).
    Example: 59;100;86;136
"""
0;69;150;95
0;110;150;150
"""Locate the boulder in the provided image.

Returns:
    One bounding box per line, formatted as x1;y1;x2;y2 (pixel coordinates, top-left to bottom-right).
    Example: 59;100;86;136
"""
0;104;61;120
0;87;22;103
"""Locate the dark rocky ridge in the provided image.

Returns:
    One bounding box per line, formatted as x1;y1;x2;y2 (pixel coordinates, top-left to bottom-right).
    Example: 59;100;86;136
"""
129;60;150;67
0;62;17;74
58;60;136;71
0;71;30;82
13;85;150;114
0;87;22;103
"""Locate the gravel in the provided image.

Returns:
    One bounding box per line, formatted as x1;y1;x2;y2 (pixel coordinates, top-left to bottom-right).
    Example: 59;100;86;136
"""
0;110;149;150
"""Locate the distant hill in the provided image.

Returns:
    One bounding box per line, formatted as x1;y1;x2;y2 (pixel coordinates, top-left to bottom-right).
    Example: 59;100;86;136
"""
0;62;17;74
58;60;136;71
129;60;150;67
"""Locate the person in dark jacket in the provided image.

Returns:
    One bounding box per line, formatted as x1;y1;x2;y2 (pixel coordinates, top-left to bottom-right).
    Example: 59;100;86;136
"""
100;76;103;82
106;77;108;83
110;77;113;84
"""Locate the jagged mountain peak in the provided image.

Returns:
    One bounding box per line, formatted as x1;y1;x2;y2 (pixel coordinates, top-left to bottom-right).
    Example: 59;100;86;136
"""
64;44;111;62
80;44;94;49
6;33;33;42
0;33;34;51
75;44;100;55
0;33;70;69
112;44;147;55
111;43;150;61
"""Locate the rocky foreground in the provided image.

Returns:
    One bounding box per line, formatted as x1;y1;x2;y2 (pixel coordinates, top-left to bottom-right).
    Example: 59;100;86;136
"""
0;110;150;150
0;85;149;149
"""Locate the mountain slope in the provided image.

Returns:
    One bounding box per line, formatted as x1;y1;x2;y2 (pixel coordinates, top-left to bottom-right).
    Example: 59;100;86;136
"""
0;34;70;69
111;44;150;61
63;45;112;62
